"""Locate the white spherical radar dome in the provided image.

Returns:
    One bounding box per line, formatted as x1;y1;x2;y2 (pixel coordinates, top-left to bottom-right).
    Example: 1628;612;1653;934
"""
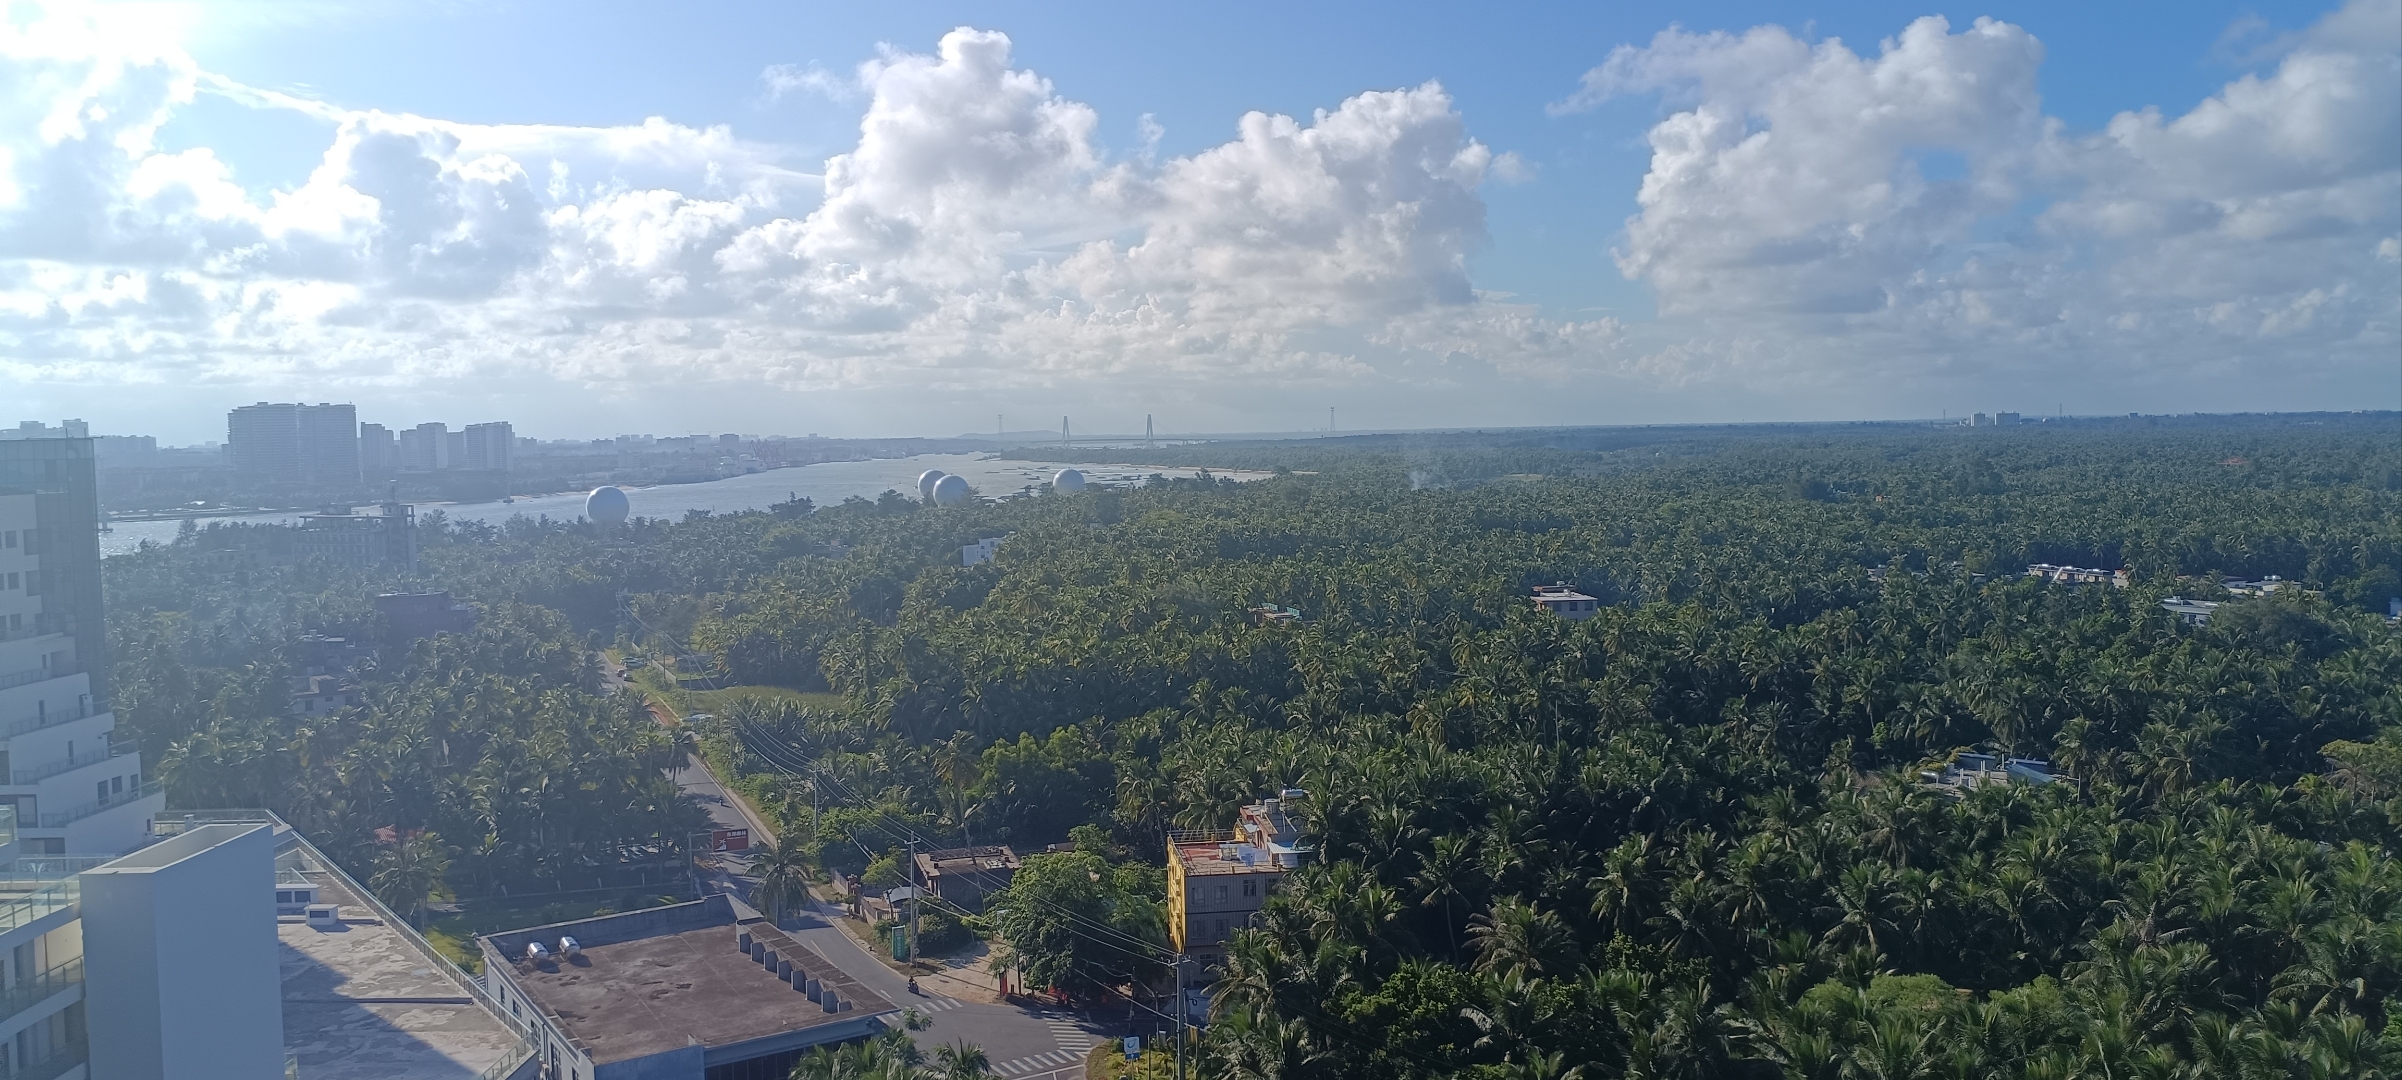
1052;468;1087;493
931;473;971;506
586;486;630;525
917;470;948;501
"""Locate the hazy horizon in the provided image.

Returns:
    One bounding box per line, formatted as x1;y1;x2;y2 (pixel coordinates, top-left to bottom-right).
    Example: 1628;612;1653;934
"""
5;0;2397;442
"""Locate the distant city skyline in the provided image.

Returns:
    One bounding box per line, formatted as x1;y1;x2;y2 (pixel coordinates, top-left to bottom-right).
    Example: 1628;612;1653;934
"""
3;0;2396;441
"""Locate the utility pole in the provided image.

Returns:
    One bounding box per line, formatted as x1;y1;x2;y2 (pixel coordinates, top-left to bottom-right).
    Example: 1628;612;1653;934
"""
1174;954;1186;1080
906;838;919;970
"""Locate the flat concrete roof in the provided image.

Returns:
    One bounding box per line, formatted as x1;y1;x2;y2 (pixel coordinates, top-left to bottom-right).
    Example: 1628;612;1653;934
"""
488;899;895;1066
1172;840;1285;877
280;872;523;1080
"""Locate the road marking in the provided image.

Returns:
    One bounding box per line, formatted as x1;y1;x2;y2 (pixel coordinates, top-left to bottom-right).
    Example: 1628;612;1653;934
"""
997;1050;1088;1075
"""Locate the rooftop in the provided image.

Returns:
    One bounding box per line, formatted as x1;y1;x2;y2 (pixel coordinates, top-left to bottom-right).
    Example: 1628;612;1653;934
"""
1170;836;1286;876
149;811;532;1080
482;896;894;1066
916;845;1020;875
280;870;524;1080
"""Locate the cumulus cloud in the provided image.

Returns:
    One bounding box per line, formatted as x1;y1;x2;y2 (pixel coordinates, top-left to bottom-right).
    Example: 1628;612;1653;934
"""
0;12;1547;398
1568;0;2398;387
0;1;2393;421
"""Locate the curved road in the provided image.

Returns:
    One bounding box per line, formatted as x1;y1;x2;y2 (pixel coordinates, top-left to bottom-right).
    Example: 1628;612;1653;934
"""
673;752;1115;1078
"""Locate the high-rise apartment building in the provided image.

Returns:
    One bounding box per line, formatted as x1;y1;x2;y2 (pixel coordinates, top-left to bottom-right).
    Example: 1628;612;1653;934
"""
296;403;359;487
359;422;398;475
398;422;448;472
228;403;358;486
227;402;299;481
0;436;161;854
0;421;87;441
459;421;513;473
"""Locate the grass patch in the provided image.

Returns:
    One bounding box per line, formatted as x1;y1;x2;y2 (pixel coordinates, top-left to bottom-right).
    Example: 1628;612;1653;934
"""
425;892;689;974
1088;1045;1179;1079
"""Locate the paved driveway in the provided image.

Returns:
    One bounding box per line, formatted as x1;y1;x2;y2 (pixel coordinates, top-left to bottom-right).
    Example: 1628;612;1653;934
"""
673;753;1112;1078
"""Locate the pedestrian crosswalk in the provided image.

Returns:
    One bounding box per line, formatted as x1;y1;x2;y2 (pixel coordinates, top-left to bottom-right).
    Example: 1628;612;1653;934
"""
990;1016;1097;1076
1043;1016;1095;1049
995;1048;1087;1076
910;993;966;1013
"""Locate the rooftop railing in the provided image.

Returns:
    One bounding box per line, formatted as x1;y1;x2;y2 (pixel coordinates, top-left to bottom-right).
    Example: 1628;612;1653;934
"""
160;810;538;1080
38;778;159;829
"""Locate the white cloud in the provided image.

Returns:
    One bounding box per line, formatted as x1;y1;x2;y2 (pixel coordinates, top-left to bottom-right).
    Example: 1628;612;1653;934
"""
759;62;857;104
0;2;2394;426
1567;0;2398;389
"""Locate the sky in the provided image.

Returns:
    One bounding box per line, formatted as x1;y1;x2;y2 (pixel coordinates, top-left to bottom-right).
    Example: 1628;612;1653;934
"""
2;0;2396;443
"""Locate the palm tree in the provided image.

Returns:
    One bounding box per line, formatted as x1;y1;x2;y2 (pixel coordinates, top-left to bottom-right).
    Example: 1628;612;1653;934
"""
749;837;813;925
932;1040;994;1080
369;830;451;928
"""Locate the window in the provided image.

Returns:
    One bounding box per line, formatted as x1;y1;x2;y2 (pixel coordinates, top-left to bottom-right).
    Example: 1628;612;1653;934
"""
1214;885;1228;901
96;781;108;802
112;776;125;795
3;531;13;547
1243;880;1257;897
4;573;14;590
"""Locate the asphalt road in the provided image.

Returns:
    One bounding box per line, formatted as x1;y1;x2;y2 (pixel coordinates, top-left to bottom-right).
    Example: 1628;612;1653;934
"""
672;753;1116;1078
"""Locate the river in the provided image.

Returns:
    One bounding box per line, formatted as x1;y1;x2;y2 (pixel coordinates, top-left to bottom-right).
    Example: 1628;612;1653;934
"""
99;453;1268;557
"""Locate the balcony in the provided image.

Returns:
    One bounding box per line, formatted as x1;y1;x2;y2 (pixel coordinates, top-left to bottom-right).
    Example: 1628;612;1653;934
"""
0;879;75;938
12;1047;89;1080
0;956;81;1022
37;778;159;829
2;701;98;740
11;741;135;786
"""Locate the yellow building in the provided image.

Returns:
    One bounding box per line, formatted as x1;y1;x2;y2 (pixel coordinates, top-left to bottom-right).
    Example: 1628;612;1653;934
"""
1166;791;1311;972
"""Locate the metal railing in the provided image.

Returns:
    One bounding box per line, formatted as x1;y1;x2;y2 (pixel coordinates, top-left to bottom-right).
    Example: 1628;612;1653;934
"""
0;956;81;1023
38;778;159;829
0;879;76;938
12;742;132;786
1;701;94;740
0;855;110;886
163;810;539;1080
9;1046;87;1080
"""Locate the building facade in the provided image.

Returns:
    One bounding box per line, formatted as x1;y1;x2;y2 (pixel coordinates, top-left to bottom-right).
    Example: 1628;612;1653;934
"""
294;500;418;571
0;811;539;1080
1167;792;1312;975
460;422;514;473
228;403;358;486
0;438;159;855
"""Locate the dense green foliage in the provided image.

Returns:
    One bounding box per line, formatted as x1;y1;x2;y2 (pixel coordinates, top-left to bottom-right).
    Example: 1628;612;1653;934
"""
116;417;2402;1076
106;516;707;895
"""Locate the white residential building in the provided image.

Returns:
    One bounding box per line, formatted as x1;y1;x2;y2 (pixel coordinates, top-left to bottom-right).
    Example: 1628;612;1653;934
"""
0;439;162;857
